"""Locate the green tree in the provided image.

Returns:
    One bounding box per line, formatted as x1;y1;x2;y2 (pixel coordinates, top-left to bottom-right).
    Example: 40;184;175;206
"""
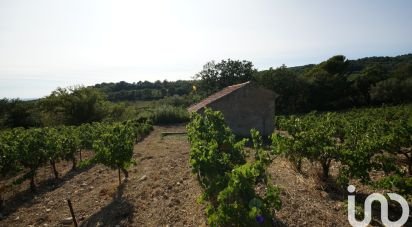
41;86;109;125
350;65;387;105
1;99;40;128
304;55;351;110
370;78;412;104
196;59;255;94
322;55;349;75
255;65;309;114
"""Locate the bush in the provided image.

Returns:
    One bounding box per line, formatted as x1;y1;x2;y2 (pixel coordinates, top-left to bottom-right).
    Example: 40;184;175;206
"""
151;105;189;125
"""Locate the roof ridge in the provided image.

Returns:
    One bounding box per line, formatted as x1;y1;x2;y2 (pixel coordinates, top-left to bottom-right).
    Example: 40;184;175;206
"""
188;81;251;112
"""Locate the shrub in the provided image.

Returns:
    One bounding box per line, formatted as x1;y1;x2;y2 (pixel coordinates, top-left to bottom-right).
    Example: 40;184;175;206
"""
151;105;189;125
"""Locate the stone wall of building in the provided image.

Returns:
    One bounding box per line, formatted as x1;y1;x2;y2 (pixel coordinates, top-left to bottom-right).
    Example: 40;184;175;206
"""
203;83;275;137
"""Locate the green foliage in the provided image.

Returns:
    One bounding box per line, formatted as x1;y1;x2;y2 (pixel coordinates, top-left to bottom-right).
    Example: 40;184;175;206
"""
130;120;153;141
196;59;255;95
273;113;343;179
251;129;273;168
0;119;153;191
93;123;135;174
156;94;201;107
375;174;412;197
321;55;349;75
0;130;22;177
91;120;153;183
43;127;62;178
93;80;194;102
15;128;48;190
2;54;412;130
187;109;281;226
254;65;308;114
43;127;60;160
209;163;281;226
381;114;412;174
40;86;109;125
0;98;41;129
59;126;80;170
150;105;189;125
78;123;95;150
370;77;412;104
273;105;412;196
255;54;412;114
187;108;246;196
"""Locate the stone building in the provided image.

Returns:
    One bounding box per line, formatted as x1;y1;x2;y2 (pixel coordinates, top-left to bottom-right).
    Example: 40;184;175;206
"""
188;81;276;137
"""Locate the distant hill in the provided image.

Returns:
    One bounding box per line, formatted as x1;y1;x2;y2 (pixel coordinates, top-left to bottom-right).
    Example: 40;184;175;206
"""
254;53;412;113
287;53;412;75
91;54;412;108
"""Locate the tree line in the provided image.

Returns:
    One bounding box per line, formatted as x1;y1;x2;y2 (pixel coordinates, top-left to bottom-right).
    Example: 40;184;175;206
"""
0;87;112;128
93;80;194;102
92;53;412;114
1;53;411;129
196;54;412;114
0;86;190;129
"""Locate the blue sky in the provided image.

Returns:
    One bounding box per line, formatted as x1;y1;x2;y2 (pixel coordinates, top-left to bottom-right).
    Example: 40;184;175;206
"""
0;0;411;99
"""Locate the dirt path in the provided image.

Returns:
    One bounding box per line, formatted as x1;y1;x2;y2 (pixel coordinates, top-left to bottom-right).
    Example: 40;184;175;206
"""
123;125;206;226
0;124;206;227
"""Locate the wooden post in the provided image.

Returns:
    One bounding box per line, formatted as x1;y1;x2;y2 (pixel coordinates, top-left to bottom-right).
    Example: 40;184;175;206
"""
118;167;121;185
67;199;78;227
0;194;3;210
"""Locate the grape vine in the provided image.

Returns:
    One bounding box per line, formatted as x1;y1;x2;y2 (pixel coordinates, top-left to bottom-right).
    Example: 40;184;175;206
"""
272;105;412;197
0;119;153;195
187;108;281;226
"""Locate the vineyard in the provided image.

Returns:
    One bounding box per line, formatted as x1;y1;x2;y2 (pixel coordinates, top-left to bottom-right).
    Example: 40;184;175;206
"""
0;105;410;226
0;120;153;203
187;105;412;226
273;105;412;196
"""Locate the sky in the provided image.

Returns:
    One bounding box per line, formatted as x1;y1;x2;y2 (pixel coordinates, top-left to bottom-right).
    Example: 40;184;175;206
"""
0;0;411;99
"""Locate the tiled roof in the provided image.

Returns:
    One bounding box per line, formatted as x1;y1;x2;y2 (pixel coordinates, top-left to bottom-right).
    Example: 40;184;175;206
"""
187;81;250;112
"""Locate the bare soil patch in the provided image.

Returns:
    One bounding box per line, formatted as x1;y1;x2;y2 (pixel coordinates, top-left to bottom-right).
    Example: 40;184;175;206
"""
1;124;410;226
